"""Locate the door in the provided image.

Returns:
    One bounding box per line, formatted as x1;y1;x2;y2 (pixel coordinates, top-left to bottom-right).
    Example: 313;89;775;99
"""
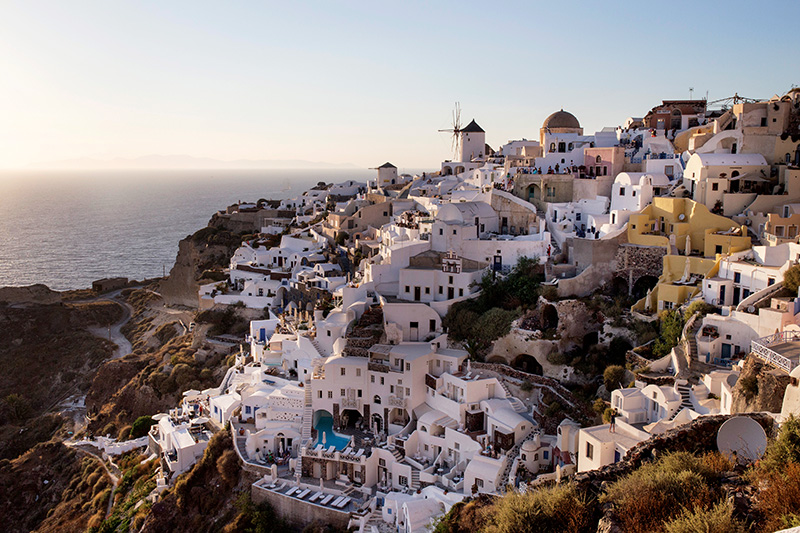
721;344;732;359
719;285;726;305
733;287;741;305
414;286;421;301
614;450;621;463
448;287;454;299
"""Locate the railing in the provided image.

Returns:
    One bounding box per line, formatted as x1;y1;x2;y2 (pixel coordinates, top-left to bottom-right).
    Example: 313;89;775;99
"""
751;330;800;373
387;396;406;408
341;398;360;409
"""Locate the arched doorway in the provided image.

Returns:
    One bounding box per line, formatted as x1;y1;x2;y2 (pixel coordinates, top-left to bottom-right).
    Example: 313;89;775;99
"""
541;304;559;330
371;413;383;434
340;409;362;429
632;275;659;300
610;276;629;296
388;408;409;430
511;354;543;375
528;184;541;203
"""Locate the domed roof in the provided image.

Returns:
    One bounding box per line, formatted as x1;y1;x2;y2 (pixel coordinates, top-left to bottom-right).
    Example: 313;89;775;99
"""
543;109;581;130
521;439;538;452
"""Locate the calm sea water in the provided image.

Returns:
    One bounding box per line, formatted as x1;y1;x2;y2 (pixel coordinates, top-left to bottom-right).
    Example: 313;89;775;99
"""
0;169;374;290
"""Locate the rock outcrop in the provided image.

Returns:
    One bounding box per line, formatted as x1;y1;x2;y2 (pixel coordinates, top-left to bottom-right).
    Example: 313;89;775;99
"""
160;238;230;308
0;284;62;305
730;355;790;414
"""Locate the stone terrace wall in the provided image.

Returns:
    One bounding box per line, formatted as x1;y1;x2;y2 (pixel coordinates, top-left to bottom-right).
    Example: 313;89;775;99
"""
614;243;666;292
573;413;775;492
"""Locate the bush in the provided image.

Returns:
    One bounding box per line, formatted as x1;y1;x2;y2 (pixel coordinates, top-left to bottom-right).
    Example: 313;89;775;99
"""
755;461;800;531
684;300;715;321
335;231;349;246
601;452;720;533
759;415;800;472
546;351;570;365
118;425;132;441
216;449;240;486
130;416;157;439
593;398;607;415
603;365;626;392
785;264;800;293
738;374;759;399
653;310;684;358
520;381;533;392
664;499;745;533
481;483;595;533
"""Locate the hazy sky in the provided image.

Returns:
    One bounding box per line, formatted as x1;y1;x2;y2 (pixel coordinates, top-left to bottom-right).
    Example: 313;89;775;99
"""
0;1;797;170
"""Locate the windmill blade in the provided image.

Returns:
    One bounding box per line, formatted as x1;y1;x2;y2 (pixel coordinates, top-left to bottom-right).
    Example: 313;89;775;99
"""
454;102;462;131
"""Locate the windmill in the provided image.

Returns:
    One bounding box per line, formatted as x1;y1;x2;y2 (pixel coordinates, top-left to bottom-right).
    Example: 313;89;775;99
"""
438;102;463;160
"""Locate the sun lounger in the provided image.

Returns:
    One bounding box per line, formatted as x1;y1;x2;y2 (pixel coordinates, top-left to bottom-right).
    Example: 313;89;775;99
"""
327;445;336;453
343;447;353;455
320;494;334;505
314;444;323;452
331;496;345;507
297;489;310;499
354;448;364;457
286;487;299;496
335;496;351;509
309;491;323;502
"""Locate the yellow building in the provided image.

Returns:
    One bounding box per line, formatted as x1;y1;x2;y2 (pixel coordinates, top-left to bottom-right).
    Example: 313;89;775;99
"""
629;197;751;313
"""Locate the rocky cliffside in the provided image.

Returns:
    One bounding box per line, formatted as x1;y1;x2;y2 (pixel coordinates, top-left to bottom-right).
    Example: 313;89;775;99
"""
159;237;231;308
0;284;62;305
730;356;790;414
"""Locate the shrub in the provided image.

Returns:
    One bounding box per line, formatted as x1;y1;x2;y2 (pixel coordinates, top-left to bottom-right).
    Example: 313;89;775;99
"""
216;449;240;486
756;461;800;531
664;499;745;533
738;374;759;399
593;398;607;415
603;365;626;392
481;483;595;533
759;414;800;472
785;264;800;293
653;309;684;358
601;452;720;533
546;351;570;365
130;416;157;439
520;381;533;392
101;423;117;437
118;425;132;441
684;300;715;321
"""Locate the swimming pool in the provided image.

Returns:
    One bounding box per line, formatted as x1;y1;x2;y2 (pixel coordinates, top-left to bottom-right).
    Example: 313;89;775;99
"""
314;413;352;451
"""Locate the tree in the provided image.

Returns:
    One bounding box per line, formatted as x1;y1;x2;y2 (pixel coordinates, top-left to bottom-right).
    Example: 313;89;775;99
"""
335;231;349;246
653;309;684;358
130;415;157;439
785;264;800;294
603;365;626;392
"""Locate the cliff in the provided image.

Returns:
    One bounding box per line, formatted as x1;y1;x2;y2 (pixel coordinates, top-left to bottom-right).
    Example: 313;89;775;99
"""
0;284;62;305
159;237;229;307
730;356;790;414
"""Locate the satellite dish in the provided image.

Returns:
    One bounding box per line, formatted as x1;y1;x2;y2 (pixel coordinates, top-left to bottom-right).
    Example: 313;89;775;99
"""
717;416;767;464
678;213;686;221
747;306;755;313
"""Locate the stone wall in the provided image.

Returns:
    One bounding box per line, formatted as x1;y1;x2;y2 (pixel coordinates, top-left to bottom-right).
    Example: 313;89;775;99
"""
613;243;666;293
573;413;775;492
251;484;351;530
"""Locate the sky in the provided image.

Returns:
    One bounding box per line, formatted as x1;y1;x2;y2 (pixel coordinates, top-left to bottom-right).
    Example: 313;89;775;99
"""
0;0;797;170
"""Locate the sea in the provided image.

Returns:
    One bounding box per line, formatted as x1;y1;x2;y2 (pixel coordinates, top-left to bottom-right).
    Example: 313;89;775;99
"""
0;169;376;291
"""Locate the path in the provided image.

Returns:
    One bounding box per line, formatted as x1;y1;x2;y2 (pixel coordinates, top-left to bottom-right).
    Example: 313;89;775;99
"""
65;441;121;519
75;289;134;359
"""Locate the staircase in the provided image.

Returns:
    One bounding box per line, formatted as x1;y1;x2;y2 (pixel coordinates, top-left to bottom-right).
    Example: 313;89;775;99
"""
686;320;701;361
499;432;539;490
235;436;248;460
410;468;420;490
302;380;313;444
389;447;403;462
309;336;325;358
500;382;527;413
669;381;694;420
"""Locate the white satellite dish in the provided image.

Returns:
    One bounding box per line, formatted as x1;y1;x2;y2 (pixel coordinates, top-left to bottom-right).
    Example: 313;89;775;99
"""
678;213;686;221
716;416;767;464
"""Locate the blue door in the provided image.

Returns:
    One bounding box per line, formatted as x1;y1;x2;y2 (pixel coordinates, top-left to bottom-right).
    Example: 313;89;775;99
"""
614;450;620;463
721;343;732;359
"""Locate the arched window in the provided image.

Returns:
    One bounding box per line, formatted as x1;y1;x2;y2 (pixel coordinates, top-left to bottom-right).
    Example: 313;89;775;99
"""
549;143;556;152
731;171;739;178
596;155;602;163
373;395;381;404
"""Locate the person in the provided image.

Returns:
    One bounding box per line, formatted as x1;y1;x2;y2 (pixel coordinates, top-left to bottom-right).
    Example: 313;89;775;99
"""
609;409;617;433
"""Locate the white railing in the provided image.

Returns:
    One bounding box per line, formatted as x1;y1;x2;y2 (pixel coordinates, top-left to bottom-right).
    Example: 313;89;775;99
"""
387;396;406;408
751;330;800;373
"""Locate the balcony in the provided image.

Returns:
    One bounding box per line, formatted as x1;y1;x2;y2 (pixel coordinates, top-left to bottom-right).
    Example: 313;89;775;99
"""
387;396;406;408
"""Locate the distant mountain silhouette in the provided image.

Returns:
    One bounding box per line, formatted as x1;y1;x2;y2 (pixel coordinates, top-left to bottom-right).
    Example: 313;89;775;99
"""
30;154;359;170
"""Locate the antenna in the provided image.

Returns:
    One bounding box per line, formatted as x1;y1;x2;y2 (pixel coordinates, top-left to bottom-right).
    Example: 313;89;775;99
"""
438;102;463;160
689;87;694;99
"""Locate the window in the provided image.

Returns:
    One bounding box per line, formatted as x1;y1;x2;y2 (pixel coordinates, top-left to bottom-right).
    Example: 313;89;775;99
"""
768;277;776;286
576;212;581;221
340;389;345;396
455;442;460;450
405;286;410;293
476;478;484;488
425;287;430;294
327;330;331;337
449;275;454;284
341;368;346;376
776;226;786;237
734;272;741;283
619;187;625;196
328;391;333;399
410;321;418;329
596;155;602;163
712;182;719;191
430;319;436;331
543;450;549;460
459;288;464;297
438;286;443;294
406;363;410;371
383;211;388;216
632;190;636;197
439;228;443;236
381;377;385;385
390;385;394;393
356;368;361;377
371;375;375;383
357;389;362;397
245;406;251;414
586;442;594;460
453;229;457;235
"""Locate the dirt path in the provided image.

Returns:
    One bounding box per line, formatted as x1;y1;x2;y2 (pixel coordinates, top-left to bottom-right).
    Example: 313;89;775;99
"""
65;442;121;519
85;290;134;359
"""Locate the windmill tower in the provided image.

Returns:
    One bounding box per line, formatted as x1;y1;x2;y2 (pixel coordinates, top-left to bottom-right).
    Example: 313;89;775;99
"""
439;103;485;163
